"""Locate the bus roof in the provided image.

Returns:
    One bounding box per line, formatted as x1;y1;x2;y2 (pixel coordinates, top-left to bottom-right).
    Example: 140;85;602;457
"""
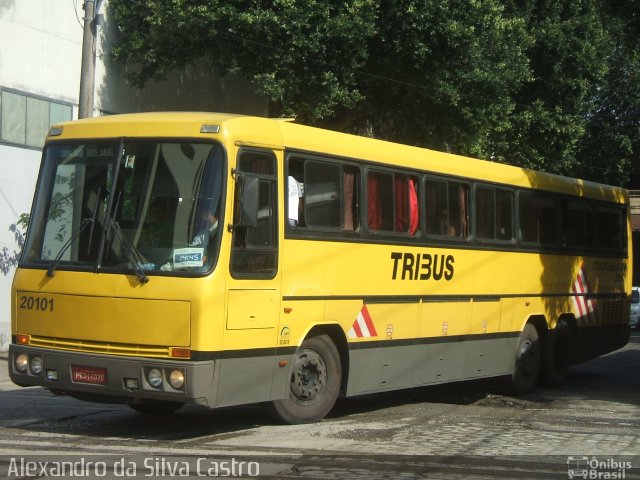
49;112;628;204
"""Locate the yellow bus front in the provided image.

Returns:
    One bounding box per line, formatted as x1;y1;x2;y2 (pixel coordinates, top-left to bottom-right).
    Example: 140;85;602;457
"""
8;113;266;411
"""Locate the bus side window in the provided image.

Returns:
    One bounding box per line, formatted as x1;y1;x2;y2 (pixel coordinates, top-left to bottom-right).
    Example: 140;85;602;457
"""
476;186;514;241
496;189;514;240
287;156;359;232
519;193;557;246
425;178;468;238
367;171;419;235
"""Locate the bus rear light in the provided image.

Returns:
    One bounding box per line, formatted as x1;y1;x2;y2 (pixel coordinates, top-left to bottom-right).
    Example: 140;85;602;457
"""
16;334;30;345
170;348;190;359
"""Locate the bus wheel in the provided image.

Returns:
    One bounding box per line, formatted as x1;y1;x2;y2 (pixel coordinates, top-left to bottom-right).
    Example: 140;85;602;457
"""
542;319;571;387
269;334;341;424
128;400;184;415
511;323;541;394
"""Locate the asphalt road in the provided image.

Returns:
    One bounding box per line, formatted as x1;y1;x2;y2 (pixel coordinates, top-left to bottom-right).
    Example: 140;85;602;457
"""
0;331;639;479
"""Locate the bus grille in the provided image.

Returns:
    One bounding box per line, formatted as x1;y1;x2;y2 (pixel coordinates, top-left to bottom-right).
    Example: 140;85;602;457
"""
599;299;626;325
28;335;172;358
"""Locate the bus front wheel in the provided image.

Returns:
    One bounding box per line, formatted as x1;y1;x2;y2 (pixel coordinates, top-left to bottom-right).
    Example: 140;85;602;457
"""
269;334;342;424
511;323;541;394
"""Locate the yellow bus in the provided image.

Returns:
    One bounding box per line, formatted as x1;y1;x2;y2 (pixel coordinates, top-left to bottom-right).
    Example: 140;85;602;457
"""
9;112;631;423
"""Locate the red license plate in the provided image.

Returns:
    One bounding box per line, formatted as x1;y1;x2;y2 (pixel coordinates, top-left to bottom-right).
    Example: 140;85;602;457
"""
71;365;107;385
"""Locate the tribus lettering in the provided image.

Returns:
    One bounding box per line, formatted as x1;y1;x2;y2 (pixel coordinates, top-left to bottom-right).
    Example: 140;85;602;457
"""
390;252;455;281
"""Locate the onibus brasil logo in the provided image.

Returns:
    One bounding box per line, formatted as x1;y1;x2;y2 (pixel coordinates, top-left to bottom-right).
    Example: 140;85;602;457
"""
567;456;632;479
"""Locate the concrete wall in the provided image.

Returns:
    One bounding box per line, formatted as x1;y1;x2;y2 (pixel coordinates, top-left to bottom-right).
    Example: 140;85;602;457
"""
0;0;267;349
0;0;82;350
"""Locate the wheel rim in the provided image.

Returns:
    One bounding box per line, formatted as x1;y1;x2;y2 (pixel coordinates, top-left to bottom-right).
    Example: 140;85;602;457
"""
290;348;327;404
519;338;539;377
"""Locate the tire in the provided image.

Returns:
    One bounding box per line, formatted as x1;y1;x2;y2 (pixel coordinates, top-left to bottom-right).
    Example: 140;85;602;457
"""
128;400;184;415
542;319;571;387
511;323;541;394
269;334;342;424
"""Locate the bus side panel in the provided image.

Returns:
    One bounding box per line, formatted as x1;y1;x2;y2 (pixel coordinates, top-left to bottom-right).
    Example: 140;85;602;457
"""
346;344;419;395
214;289;280;408
467;299;503;377
329;300;419;396
214;356;278;407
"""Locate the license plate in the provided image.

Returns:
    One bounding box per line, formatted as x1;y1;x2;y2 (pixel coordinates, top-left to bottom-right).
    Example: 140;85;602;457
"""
71;365;107;385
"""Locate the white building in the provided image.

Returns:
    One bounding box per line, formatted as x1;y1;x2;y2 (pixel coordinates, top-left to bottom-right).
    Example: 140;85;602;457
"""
0;0;267;350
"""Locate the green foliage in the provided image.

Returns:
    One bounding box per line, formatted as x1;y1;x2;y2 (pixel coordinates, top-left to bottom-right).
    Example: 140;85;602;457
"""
0;213;28;275
108;0;640;185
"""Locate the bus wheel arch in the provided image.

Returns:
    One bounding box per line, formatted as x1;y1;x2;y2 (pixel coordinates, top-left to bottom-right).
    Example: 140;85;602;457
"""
542;315;575;387
269;327;345;424
511;319;544;394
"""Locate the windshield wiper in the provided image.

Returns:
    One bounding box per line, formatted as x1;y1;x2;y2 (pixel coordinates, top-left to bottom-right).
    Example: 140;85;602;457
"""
108;219;149;284
46;218;93;278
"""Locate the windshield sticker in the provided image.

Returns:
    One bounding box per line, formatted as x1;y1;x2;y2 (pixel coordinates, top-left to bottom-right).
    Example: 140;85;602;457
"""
124;155;136;169
173;248;204;268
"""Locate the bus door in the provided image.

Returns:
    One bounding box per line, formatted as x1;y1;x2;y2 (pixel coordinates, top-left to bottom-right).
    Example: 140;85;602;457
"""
217;148;281;407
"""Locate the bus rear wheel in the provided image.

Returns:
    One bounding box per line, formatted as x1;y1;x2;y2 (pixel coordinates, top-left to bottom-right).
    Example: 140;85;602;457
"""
511;323;541;394
542;319;571;387
269;334;341;424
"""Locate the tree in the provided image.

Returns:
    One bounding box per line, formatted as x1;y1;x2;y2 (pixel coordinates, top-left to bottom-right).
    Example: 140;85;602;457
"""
494;1;613;178
575;0;640;185
109;1;529;151
0;213;28;276
108;0;638;185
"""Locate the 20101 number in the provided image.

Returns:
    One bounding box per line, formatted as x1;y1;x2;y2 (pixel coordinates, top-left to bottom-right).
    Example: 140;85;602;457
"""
19;296;54;312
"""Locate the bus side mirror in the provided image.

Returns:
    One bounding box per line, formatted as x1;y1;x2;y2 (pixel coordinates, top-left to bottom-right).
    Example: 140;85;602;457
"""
232;173;259;228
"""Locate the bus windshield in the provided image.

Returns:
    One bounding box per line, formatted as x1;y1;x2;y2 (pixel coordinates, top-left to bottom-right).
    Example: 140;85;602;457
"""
23;140;225;276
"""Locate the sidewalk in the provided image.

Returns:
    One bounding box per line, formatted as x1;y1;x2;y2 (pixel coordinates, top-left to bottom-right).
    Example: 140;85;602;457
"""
0;353;20;392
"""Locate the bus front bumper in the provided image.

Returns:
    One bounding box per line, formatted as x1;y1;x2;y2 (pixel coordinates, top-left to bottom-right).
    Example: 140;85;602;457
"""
8;345;216;407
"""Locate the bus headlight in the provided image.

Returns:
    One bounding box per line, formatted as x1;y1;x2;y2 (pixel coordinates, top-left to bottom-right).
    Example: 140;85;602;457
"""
14;353;28;373
147;368;163;388
30;356;43;375
168;369;185;389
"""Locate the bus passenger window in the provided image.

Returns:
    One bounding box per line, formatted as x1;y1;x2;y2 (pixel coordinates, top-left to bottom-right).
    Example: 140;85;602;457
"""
476;186;514;241
519;193;557;245
565;200;591;248
496;189;514;240
425;179;468;238
367;171;394;231
367;171;418;235
305;161;341;227
286;156;360;232
476;187;495;239
595;205;626;252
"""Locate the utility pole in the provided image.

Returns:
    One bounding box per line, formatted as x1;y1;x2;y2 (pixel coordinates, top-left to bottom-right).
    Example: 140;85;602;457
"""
78;0;96;119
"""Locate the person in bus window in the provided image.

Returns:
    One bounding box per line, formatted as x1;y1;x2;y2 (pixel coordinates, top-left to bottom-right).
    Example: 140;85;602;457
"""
191;206;219;247
143;199;173;248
